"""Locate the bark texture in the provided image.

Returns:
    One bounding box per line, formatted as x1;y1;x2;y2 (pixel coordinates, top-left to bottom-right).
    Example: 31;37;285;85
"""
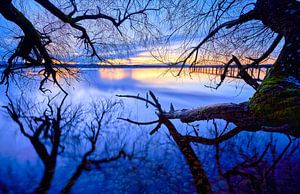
250;0;300;132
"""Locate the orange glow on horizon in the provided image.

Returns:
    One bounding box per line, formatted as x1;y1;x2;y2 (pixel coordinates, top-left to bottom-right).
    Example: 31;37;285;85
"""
98;50;276;66
98;51;179;65
52;59;75;65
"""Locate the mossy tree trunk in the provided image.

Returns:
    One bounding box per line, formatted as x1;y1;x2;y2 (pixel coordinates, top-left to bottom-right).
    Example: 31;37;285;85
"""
250;0;300;131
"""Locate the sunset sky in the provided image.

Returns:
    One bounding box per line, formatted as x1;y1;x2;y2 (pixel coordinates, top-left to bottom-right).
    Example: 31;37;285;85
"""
0;0;280;66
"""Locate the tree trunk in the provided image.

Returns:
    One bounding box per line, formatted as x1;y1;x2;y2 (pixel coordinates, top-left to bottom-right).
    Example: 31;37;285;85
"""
249;0;300;132
164;0;300;135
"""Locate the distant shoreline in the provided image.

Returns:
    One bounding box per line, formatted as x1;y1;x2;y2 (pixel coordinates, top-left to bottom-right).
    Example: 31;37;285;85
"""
0;64;181;69
0;64;272;69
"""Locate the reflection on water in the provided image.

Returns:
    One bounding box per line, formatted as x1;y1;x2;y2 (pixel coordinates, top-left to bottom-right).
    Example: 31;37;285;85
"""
94;68;255;109
99;68;132;80
0;68;299;193
23;68;80;81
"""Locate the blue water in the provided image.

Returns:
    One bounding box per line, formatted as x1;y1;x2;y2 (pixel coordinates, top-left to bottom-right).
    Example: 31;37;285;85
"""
0;68;299;193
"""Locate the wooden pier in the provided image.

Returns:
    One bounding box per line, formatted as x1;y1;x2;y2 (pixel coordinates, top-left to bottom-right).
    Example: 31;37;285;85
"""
191;64;272;81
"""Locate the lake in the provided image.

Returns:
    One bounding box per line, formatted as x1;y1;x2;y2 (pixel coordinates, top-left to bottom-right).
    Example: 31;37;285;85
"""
0;68;299;193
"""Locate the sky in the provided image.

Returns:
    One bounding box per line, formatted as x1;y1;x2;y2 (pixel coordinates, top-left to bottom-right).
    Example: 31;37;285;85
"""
0;0;280;66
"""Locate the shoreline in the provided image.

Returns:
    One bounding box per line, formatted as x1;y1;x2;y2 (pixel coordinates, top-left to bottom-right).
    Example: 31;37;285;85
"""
0;64;272;69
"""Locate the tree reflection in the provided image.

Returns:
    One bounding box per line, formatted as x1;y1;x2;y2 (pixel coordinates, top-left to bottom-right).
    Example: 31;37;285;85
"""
2;92;130;193
211;121;300;193
119;91;300;193
1;86;299;193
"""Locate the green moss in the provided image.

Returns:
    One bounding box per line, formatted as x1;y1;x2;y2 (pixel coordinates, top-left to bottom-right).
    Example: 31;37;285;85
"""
249;75;300;130
257;76;283;91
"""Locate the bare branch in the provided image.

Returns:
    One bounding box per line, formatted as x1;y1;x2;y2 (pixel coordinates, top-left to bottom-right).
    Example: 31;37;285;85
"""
245;34;283;68
176;9;257;75
118;117;159;125
182;127;242;145
116;94;157;108
232;55;259;90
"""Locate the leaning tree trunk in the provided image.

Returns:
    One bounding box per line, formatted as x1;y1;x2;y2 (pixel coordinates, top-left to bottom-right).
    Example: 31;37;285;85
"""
164;0;300;135
249;0;300;133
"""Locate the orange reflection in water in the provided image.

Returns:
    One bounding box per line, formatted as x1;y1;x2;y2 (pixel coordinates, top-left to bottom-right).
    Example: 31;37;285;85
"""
98;67;215;86
98;68;194;84
131;68;203;85
99;68;132;80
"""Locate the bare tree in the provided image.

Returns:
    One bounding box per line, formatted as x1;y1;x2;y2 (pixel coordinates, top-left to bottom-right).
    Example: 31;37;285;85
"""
2;93;130;193
155;0;299;133
1;0;297;131
0;0;161;91
115;0;300;193
212;123;299;193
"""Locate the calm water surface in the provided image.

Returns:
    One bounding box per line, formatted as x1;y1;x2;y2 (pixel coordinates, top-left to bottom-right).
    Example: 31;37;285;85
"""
0;68;299;193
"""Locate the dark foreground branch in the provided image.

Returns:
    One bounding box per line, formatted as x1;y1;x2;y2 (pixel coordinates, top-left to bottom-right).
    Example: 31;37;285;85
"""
176;9;257;75
163;102;251;126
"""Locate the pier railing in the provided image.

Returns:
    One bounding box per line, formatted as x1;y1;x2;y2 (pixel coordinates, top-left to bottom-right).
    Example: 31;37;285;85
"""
190;64;272;81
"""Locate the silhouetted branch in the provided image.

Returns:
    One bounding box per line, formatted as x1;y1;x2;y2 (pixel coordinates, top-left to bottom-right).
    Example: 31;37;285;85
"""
118;118;159;125
116;94;157;108
265;135;292;175
176;9;257;75
61;99;125;193
232;55;259;90
182;127;242;145
245;34;283;68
